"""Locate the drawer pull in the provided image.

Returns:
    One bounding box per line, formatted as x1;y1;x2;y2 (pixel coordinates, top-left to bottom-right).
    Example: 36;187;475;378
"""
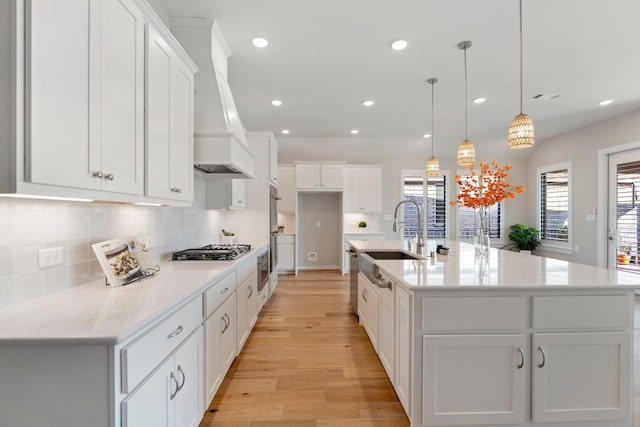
248;285;254;299
221;287;230;295
169;372;179;400
167;325;184;340
537;346;546;368
362;289;368;303
93;171;104;178
104;173;115;181
176;365;186;391
516;347;524;369
221;314;229;333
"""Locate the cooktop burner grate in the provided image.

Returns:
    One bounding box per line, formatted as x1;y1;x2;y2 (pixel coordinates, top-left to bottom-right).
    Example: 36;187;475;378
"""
171;244;252;261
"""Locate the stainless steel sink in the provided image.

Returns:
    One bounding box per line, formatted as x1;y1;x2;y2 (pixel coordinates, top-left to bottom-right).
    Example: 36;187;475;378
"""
363;250;421;260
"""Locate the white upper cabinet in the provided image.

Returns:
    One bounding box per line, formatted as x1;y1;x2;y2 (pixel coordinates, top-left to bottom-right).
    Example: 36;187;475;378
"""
277;166;295;212
343;166;382;212
295;163;343;190
204;178;246;210
146;23;195;202
269;136;278;186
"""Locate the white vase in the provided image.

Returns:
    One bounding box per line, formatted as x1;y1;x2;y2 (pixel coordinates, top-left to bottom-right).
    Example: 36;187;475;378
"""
519;249;532;255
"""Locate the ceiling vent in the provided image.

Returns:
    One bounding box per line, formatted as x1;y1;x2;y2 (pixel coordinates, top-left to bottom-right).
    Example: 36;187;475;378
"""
531;93;564;101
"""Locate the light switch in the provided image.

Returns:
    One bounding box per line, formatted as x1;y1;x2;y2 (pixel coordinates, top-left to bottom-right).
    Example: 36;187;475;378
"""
586;214;596;222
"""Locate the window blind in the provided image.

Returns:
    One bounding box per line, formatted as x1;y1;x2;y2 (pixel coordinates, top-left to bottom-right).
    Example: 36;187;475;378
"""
539;169;569;242
616;160;640;256
401;174;447;239
456;175;502;239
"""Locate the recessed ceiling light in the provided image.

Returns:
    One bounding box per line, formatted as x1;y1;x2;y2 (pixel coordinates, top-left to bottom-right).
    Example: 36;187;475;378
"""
281;129;290;135
350;129;359;135
423;134;432;138
271;99;283;107
598;99;614;106
252;37;269;48
473;97;486;104
362;100;374;107
390;39;408;51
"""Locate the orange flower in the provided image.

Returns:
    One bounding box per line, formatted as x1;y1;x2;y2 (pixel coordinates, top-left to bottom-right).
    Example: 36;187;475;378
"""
449;161;525;208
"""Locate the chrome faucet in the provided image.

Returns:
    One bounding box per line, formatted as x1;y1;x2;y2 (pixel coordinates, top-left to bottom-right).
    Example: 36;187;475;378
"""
393;199;424;255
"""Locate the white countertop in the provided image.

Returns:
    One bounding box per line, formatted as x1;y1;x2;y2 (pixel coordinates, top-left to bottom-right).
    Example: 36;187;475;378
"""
348;239;640;290
0;246;267;345
344;231;386;235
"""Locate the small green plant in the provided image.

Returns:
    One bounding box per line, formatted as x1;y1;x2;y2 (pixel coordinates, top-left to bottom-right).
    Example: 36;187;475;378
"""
505;224;540;251
358;221;367;228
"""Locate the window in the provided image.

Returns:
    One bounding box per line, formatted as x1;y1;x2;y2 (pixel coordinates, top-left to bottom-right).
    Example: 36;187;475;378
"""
400;171;448;239
538;162;572;251
455;172;504;240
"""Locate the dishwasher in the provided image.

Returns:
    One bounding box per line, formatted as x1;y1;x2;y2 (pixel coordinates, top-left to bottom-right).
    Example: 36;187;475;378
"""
347;246;359;316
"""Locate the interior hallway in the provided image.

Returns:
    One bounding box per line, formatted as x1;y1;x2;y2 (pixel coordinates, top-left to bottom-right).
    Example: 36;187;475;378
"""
199;270;640;427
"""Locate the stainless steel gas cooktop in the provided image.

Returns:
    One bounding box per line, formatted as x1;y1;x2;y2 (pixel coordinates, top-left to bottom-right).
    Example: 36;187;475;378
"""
171;244;251;261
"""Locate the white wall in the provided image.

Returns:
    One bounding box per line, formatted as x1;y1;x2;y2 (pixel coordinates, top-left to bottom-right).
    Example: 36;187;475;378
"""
525;109;640;266
0;174;224;309
297;192;341;269
279;141;528;244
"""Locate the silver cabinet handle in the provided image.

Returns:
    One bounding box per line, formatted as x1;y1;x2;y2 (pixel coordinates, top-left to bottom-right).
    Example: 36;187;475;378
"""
169;372;179;400
93;171;104;178
167;325;184;339
248;285;253;299
171;187;182;193
104;173;114;181
538;346;546;368
176;365;186;391
220;287;230;295
517;347;524;369
362;289;368;303
221;315;227;333
225;313;230;328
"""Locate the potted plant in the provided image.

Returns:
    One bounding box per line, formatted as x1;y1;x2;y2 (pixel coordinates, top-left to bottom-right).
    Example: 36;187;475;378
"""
504;224;540;254
617;245;631;265
358;221;367;232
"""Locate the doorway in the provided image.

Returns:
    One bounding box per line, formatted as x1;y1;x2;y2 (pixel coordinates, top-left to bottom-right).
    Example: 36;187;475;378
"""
607;149;640;272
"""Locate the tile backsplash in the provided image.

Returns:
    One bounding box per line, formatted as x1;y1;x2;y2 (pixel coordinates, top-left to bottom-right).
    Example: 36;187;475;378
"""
0;175;223;309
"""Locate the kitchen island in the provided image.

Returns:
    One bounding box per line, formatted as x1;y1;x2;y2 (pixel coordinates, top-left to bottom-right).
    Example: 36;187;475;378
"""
348;239;640;427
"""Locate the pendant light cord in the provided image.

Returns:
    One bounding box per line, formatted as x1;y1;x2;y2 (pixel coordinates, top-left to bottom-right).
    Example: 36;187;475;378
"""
431;81;435;156
519;0;523;114
464;45;468;140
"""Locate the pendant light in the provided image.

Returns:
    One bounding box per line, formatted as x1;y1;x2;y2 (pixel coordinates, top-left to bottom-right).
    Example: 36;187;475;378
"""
456;41;475;168
508;0;535;149
425;78;439;177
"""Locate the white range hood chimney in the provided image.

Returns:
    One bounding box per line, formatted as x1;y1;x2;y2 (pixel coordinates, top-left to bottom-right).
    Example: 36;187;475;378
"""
170;18;254;178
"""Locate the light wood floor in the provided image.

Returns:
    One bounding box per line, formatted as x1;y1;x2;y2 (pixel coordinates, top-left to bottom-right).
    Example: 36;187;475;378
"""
199;271;640;427
199;270;409;427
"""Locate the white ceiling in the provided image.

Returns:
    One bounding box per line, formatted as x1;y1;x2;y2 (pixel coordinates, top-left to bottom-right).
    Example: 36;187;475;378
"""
158;0;640;160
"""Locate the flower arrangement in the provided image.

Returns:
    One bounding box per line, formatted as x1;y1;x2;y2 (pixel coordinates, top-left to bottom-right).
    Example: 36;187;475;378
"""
450;161;525;208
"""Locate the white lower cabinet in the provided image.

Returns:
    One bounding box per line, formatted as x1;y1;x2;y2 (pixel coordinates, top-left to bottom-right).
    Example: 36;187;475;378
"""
377;283;394;380
422;334;526;426
394;285;411;414
277;234;295;272
532;331;631;423
204;293;236;405
122;328;203;427
357;272;379;351
236;271;259;353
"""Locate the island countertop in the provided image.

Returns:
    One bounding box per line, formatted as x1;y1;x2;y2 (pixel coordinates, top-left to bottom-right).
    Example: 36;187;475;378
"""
347;239;640;290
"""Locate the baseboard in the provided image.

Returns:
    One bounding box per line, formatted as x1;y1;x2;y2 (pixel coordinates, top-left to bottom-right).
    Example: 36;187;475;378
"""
298;265;340;271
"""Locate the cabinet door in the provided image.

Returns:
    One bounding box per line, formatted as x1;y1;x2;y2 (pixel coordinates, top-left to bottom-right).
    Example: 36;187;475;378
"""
230;179;246;209
357;273;379;351
277;243;294;271
27;0;99;190
269;136;278;186
168;59;194;201
422;334;526;425
320;164;343;190
91;0;145;195
361;167;382;212
220;294;237;372
277;166;295;212
532;331;631;423
343;168;361;212
121;357;172;427
203;310;223;405
394;285;411;414
295;164;320;189
378;285;394;381
173;329;203;427
235;277;251;353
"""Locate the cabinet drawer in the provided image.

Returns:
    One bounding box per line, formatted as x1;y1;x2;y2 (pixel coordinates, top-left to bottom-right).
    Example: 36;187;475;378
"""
532;295;630;330
204;271;236;318
236;255;256;284
279;234;294;244
121;296;201;393
421;297;526;331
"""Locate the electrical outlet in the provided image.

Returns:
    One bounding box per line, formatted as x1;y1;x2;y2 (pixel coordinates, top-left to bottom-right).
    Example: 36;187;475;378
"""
308;252;318;261
38;247;64;268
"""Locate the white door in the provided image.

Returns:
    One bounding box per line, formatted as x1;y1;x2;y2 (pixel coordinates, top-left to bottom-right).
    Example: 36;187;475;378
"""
169;60;194;201
377;285;394;380
422;334;526;425
295;164;320;189
361;167;382;212
204;311;223;404
320;164;344;190
121;357;171;427
173;330;203;427
235;278;250;352
220;294;237;372
532;331;630;422
608;149;640;271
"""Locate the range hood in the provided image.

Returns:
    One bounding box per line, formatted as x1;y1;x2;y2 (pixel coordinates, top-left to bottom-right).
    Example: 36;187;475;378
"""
171;18;255;178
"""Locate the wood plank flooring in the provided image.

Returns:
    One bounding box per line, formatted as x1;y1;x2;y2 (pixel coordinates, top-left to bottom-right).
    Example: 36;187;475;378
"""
199;270;409;427
199;271;640;427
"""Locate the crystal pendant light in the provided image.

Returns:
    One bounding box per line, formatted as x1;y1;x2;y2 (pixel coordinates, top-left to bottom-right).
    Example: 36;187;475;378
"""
425;78;439;177
508;0;535;149
457;41;475;167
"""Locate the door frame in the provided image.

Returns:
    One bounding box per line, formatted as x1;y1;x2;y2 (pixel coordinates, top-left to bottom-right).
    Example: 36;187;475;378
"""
597;140;640;267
